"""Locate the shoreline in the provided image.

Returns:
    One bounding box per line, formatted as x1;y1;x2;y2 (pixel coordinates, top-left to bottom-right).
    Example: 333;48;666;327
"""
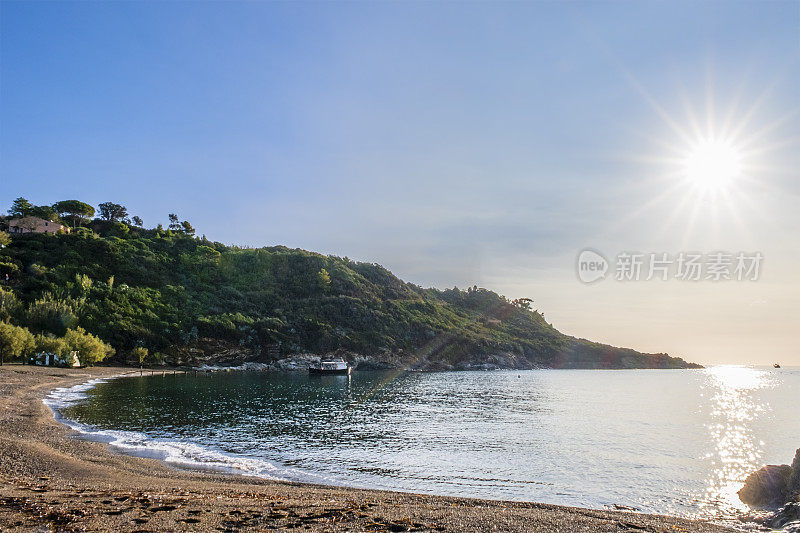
0;365;738;531
42;370;321;486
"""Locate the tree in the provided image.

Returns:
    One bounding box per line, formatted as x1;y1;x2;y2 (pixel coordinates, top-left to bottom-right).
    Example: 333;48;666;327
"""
98;202;128;222
63;327;114;366
28;205;60;222
25;293;79;335
180;220;195;236
0;231;10;247
0;323;35;365
109;222;129;236
0;288;22;324
131;346;148;366
132;216;143;227
53;200;95;227
317;268;331;290
8;197;32;218
512;297;533;310
167;214;195;235
34;334;69;360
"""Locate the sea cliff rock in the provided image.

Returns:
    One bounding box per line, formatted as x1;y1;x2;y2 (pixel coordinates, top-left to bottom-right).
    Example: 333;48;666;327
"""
739;448;800;531
792;447;800;497
739;464;794;507
176;337;701;372
760;502;800;530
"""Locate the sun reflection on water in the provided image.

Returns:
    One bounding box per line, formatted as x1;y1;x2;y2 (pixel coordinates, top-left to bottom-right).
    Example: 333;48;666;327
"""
696;365;772;520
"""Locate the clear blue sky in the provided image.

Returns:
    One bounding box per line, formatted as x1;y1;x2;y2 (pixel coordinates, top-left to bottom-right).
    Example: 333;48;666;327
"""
1;1;799;364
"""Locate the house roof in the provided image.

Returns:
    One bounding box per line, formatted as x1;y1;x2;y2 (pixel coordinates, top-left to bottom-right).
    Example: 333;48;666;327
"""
9;216;66;227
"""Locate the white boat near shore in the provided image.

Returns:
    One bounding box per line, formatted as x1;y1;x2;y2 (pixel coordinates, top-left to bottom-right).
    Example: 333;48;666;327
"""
308;359;351;375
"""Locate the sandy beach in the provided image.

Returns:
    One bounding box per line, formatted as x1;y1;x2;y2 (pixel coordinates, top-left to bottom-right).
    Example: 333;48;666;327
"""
0;365;737;532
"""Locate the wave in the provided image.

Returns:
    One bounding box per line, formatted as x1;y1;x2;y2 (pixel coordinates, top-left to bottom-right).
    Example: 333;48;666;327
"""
44;377;116;410
42;375;333;485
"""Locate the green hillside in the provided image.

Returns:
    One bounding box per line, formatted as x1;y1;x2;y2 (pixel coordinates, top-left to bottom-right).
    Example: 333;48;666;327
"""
0;201;700;370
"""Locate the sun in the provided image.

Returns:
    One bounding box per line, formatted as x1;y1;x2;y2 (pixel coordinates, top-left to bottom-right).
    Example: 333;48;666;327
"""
604;70;795;244
683;139;742;192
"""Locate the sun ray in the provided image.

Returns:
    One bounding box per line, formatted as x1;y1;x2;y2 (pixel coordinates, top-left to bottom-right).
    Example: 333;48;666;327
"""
594;179;687;240
677;81;706;142
735;110;800;152
704;60;716;139
679;194;706;249
572;13;697;146
653;188;698;241
725;73;787;142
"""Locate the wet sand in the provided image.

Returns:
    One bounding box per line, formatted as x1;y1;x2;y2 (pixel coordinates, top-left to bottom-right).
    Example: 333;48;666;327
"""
0;365;736;531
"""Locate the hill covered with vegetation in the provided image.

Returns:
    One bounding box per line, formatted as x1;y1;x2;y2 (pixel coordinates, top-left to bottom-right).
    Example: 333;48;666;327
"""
0;197;701;369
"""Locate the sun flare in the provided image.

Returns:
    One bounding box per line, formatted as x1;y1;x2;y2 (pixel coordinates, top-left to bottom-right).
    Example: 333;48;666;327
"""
683;139;742;192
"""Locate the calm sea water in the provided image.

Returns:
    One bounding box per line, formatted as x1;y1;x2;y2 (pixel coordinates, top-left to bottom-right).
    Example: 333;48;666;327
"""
49;366;799;523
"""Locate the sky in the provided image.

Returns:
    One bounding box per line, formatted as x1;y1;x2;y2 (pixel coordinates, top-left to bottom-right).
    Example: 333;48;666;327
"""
1;1;799;366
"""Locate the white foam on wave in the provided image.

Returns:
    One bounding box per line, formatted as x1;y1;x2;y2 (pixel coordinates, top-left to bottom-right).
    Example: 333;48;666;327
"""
44;377;114;410
43;375;333;485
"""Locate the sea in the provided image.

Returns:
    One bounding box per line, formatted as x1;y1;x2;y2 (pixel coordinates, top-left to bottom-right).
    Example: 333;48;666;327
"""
45;366;799;527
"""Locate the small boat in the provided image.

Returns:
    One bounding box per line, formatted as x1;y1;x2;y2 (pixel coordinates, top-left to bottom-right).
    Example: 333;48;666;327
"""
309;359;351;375
774;363;781;368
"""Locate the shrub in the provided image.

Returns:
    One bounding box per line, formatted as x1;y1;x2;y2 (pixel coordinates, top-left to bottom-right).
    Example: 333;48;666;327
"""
0;287;22;323
0;260;20;277
73;227;96;238
0;323;35;364
131;346;148;366
26;294;80;335
34;333;69;360
63;327;114;366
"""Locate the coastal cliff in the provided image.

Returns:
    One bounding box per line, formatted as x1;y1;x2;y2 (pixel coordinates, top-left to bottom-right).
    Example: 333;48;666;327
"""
192;340;696;372
0;224;701;370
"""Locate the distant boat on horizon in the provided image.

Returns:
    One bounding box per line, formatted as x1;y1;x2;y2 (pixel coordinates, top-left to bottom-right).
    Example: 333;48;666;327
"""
774;363;781;368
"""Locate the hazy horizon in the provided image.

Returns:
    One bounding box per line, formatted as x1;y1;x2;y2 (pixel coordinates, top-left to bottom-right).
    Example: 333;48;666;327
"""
2;1;798;366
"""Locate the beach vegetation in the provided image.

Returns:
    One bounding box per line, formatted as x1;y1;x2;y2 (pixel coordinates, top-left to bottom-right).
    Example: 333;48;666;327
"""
0;322;35;364
131;346;148;366
63;327;114;366
34;333;70;360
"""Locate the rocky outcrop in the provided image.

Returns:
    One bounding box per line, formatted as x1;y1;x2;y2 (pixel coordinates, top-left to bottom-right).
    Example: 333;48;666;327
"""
758;502;800;530
739;464;795;507
739;449;800;531
176;337;701;372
